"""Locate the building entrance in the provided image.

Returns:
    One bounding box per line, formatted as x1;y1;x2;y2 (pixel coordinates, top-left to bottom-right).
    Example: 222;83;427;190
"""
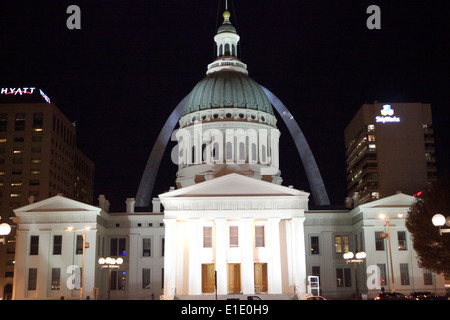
254;263;268;293
202;264;215;294
228;264;241;294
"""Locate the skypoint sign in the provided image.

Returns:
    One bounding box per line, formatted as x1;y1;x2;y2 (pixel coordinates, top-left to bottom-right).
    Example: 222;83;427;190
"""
376;104;400;123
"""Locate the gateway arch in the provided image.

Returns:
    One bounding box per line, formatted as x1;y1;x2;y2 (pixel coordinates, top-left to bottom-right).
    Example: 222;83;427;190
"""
135;87;330;207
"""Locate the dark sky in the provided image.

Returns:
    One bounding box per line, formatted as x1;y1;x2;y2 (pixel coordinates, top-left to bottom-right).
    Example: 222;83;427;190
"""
1;0;449;211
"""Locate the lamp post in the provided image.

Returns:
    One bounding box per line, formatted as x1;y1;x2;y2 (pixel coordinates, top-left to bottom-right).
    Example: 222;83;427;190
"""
64;225;93;300
432;214;450;235
98;257;123;300
0;223;12;245
378;213;403;292
343;251;366;299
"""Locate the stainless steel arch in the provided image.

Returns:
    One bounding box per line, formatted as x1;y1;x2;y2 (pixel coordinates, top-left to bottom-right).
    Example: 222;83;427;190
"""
261;86;330;205
135;88;330;207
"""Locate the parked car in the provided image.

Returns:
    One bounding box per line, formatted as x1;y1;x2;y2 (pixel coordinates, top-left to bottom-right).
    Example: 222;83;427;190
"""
409;292;447;300
305;296;327;300
374;291;409;300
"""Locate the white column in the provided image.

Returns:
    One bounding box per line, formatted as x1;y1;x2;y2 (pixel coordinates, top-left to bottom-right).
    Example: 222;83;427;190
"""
188;219;201;295
214;218;227;295
175;221;186;295
241;218;255;294
291;216;307;299
162;219;177;299
268;218;282;294
127;233;139;299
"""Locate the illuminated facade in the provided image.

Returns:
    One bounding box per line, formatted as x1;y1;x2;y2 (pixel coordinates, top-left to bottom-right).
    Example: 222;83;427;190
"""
344;102;436;205
0;90;94;299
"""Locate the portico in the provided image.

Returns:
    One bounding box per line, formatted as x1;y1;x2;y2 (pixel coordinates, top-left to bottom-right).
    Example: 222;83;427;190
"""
159;173;309;299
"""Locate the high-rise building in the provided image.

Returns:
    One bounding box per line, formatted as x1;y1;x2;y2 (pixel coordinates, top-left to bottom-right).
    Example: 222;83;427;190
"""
0;87;94;298
344;102;436;205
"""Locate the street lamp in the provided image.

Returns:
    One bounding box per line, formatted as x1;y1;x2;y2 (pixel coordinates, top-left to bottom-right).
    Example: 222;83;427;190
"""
378;213;403;292
432;214;450;235
98;256;123;300
0;223;12;245
343;251;366;299
64;225;93;300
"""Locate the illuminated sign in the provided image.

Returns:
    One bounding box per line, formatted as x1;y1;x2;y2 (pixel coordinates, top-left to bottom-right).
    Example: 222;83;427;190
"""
0;87;51;103
39;89;51;103
1;87;36;95
376;105;400;123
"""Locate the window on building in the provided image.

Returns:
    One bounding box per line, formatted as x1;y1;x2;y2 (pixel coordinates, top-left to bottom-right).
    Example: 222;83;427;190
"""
28;268;37;290
377;264;387;287
397;231;407;250
15;113;26;131
255;225;265;247
161;237;165;257
312;266;320;279
423;268;433;285
335;235;349;253
76;235;83;255
229;226;238;247
143;268;151;289
32;112;43;131
111;270;126;290
0;113;7;132
336;268;352;288
203;226;213;248
310;236;320;255
400;263;410;285
51;268;61;290
375;232;385;251
111;238;126;256
30;236;39;255
53;235;62;255
143;238;152;257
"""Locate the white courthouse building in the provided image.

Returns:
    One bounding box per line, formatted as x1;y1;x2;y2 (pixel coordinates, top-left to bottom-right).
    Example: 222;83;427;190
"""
10;8;446;300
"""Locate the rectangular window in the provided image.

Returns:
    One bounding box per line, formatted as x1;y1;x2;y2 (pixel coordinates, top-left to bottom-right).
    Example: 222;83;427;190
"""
397;231;407;250
255;225;265;247
375;232;385;251
76;235;83;255
32;112;44;131
51;268;61;290
377;264;387;287
15;113;26;131
30;236;39;255
335;235;349;253
143;238;152;257
161;237;165;257
336;268;352;288
142;268;151;289
310;236;320;254
111;270;126;290
0;113;7;132
229;226;238;247
203;226;213;248
28;268;37;290
423;268;433;285
53;235;62;255
111;238;127;256
400;263;410;285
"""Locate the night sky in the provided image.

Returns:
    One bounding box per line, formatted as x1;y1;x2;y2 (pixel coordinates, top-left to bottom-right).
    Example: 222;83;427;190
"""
1;0;449;212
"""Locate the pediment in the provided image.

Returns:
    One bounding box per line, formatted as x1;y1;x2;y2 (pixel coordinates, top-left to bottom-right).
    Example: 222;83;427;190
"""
358;193;415;209
159;173;310;199
14;195;101;215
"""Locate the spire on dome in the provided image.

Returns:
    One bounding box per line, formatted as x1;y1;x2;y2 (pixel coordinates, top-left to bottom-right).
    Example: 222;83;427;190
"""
207;4;247;75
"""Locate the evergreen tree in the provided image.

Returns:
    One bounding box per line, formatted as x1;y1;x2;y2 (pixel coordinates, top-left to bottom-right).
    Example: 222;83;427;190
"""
405;178;450;275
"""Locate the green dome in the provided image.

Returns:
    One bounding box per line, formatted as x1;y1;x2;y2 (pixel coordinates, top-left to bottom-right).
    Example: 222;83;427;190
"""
183;71;274;116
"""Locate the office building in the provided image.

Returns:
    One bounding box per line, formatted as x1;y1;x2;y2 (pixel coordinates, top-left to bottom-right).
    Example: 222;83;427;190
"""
344;102;436;205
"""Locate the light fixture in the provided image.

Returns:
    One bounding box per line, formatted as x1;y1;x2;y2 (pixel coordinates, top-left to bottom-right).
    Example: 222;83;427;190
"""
432;214;446;227
0;223;11;236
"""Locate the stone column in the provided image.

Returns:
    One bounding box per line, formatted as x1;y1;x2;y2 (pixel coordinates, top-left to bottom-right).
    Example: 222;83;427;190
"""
162;219;177;299
214;218;227;295
291;216;307;299
268;218;282;294
241;218;255;294
188;219;201;295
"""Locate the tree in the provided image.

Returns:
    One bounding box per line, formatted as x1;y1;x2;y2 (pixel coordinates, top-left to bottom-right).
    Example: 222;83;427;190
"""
406;177;450;275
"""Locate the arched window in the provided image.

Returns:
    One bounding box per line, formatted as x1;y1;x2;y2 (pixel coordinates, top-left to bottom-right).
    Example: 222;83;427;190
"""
202;143;207;162
224;43;231;56
226;142;233;160
213;142;219;161
251;143;257;162
261;145;266;163
239;142;245;161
